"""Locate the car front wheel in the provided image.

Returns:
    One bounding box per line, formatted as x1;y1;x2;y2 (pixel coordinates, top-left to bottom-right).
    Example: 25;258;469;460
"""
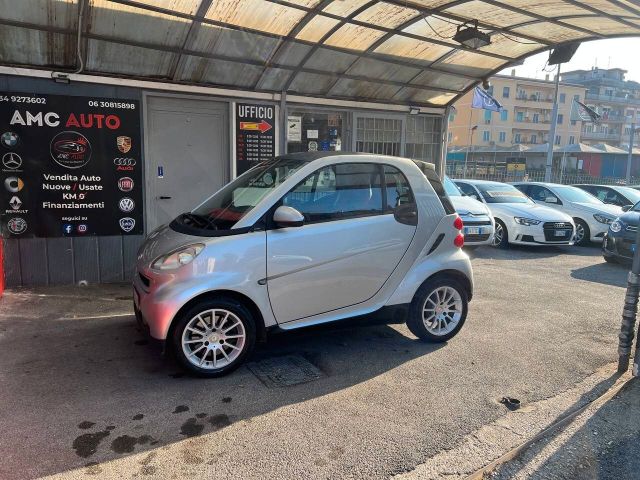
406;277;468;342
574;219;590;246
171;298;256;377
491;219;508;248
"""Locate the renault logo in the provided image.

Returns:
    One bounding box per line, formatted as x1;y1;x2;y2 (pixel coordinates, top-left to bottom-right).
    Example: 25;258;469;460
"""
2;152;22;170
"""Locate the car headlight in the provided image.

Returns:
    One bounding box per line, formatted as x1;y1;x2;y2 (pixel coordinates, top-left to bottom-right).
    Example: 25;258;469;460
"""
514;217;541;226
593;214;613;225
609;220;623;233
152;243;205;270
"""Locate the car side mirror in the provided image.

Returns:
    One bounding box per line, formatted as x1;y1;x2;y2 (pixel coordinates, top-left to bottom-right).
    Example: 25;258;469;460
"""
545;196;558;204
273;205;304;228
622;204;633;212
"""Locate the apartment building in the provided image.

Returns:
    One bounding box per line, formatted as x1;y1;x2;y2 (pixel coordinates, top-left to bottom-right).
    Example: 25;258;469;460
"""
448;72;584;149
561;67;640;148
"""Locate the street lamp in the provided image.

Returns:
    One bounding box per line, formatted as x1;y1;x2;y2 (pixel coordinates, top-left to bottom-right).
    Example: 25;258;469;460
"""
463;125;478;176
626;123;640;184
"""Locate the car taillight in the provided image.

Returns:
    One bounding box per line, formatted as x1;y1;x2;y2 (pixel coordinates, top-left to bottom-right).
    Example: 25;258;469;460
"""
454;216;463;230
454;234;464;248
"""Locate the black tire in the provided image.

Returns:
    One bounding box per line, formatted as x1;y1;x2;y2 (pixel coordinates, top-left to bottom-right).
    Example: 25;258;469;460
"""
491;219;509;249
603;255;618;264
171;297;256;378
406;276;469;343
574;219;591;246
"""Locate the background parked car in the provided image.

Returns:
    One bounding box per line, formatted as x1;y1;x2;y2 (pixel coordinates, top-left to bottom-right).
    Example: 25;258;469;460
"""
602;204;640;264
512;182;622;246
573;184;640;210
443;176;494;247
454;180;575;249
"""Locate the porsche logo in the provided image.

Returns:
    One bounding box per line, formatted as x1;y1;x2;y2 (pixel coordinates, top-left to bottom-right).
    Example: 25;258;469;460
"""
117;136;132;153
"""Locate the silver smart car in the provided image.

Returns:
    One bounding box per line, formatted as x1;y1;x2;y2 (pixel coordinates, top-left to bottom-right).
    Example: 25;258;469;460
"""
133;153;474;377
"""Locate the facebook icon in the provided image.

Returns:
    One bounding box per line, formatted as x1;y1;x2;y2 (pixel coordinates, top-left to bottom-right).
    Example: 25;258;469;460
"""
63;223;73;235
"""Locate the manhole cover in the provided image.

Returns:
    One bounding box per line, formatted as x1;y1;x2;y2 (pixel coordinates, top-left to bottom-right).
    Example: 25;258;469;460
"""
247;354;325;388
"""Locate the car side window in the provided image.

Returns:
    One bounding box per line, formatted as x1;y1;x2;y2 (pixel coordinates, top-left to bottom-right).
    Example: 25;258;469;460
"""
529;185;558;203
514;184;529;195
596;188;624;206
457;182;478;199
384;165;414;211
282;163;383;223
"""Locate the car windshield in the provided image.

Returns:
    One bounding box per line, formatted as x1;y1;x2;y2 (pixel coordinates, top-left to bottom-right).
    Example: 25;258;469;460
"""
180;158;306;231
444;176;462;196
554;186;603;204
477;183;531;204
617;186;640;204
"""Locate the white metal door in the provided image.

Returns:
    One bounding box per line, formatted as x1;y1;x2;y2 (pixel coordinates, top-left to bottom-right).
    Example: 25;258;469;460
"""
145;95;229;231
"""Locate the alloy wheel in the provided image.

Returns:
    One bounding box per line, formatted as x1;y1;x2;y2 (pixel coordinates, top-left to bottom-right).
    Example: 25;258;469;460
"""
492;222;504;247
422;286;463;336
181;309;246;370
575;223;585;244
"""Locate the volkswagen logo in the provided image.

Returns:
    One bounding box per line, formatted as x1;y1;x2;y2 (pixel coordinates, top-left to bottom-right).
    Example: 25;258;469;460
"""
2;152;22;170
114;158;136;166
119;197;135;212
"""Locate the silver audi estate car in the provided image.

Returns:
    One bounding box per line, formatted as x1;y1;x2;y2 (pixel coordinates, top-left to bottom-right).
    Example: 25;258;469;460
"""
133;153;474;377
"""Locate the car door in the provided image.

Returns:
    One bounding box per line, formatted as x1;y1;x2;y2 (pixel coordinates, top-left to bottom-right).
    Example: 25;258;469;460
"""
528;185;564;210
266;162;417;323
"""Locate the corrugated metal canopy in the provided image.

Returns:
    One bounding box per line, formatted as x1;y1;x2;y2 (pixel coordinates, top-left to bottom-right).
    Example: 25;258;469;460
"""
1;0;639;107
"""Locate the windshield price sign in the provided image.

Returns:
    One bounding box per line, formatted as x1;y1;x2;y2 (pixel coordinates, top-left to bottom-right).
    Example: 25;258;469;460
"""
235;103;275;175
0;93;143;237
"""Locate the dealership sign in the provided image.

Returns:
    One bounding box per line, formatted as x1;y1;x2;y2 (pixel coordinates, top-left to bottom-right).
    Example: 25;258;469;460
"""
235;103;275;175
0;93;143;237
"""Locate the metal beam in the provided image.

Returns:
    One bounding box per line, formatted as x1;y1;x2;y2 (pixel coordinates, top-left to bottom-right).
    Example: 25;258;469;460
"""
167;0;214;81
561;0;640;32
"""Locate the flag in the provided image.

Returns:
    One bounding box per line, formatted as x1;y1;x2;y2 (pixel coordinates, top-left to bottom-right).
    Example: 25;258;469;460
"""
471;86;503;112
570;99;601;124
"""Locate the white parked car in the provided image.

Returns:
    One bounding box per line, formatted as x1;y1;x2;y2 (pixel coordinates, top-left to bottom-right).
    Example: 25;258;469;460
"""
444;176;494;247
134;153;474;377
512;182;623;246
454;180;575;248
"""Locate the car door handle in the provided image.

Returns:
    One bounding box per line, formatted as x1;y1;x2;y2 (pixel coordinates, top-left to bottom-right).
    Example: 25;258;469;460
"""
158;196;172;200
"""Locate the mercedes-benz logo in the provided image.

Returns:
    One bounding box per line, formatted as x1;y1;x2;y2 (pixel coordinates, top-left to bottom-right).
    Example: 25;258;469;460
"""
2;152;22;170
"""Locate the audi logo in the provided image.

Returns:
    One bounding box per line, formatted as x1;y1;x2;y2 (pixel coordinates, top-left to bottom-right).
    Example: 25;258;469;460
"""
114;158;136;166
554;223;567;228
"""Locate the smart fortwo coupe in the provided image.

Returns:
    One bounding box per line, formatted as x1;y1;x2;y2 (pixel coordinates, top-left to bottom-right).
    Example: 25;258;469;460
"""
133;153;473;377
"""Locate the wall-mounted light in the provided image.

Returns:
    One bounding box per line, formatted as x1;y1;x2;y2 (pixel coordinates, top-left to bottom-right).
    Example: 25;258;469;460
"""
409;106;421;115
453;20;491;49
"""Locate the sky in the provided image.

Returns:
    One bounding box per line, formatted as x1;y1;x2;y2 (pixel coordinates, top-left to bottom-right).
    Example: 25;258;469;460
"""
498;38;640;83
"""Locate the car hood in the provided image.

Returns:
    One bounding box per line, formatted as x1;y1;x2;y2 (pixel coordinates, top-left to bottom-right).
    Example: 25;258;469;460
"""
617;211;640;227
137;223;205;266
570;202;622;218
450;195;489;216
490;202;572;222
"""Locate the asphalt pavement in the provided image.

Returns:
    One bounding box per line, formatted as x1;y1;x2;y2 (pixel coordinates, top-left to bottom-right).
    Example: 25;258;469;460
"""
0;244;631;479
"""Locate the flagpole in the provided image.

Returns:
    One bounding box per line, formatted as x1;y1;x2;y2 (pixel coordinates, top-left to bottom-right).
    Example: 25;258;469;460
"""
545;63;561;183
464;106;473;177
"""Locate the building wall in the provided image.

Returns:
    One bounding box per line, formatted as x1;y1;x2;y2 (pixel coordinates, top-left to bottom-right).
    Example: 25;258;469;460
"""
562;67;640;148
448;74;584;149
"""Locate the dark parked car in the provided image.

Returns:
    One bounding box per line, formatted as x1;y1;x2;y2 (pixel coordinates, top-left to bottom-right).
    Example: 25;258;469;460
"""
602;205;640;264
574;184;640;209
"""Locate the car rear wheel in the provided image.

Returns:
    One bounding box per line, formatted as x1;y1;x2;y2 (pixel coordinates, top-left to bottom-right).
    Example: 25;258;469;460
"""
171;298;256;377
574;219;590;246
491;219;508;249
603;254;618;264
406;276;468;342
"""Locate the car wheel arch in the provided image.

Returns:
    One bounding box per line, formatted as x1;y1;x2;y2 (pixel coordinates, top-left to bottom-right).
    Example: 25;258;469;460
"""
167;290;267;346
413;269;473;303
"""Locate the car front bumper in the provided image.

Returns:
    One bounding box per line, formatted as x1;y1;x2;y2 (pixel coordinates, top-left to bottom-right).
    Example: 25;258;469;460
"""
460;216;494;246
602;231;634;261
508;220;575;246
